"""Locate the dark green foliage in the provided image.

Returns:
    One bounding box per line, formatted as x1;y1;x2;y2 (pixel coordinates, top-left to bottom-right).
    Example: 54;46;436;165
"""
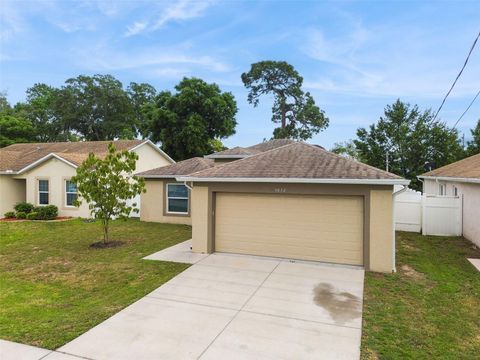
4;211;15;219
0;115;36;148
466;119;480;156
26;212;38;220
71;143;145;243
33;205;58;220
143;77;238;160
241;61;328;140
354;99;464;190
14;202;35;214
15;212;27;219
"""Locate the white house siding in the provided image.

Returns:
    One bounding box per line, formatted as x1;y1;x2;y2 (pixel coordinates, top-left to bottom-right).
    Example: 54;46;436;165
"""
423;179;480;247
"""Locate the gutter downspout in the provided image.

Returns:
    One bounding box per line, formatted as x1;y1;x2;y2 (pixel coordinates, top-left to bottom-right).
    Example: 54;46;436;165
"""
392;185;409;272
183;181;193;191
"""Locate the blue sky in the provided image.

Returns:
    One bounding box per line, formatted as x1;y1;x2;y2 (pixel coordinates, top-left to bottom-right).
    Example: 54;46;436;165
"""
1;0;479;149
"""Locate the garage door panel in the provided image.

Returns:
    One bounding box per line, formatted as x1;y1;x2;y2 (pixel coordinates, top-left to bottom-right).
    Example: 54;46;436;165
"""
215;193;364;266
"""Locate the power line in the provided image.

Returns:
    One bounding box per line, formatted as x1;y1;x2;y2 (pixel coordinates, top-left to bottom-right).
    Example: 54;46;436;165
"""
432;30;480;121
453;89;480;129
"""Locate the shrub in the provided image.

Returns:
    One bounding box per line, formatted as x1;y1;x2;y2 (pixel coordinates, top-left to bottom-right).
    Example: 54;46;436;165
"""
16;211;27;219
26;212;38;220
4;211;15;219
14;202;34;214
34;205;58;220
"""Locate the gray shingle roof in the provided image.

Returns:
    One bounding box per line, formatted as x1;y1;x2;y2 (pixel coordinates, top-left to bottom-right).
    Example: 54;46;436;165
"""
419;152;480;179
137;157;215;178
205;139;296;158
184;142;404;182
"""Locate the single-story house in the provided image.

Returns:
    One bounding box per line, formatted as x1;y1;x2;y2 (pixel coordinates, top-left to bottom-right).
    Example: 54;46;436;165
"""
418;152;480;247
139;140;409;272
0;140;174;217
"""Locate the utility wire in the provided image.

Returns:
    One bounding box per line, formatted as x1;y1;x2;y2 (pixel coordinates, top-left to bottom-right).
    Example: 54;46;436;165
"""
452;89;480;129
432;30;480;121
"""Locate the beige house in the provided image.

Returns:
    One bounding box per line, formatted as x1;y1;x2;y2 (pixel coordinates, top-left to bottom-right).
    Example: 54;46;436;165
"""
0;140;174;218
139;140;409;272
418;153;480;247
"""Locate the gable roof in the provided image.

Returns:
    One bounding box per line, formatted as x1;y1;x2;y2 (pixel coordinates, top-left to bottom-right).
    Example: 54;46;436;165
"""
137;157;215;178
179;142;408;185
0;140;172;174
205;139;296;158
419;153;480;182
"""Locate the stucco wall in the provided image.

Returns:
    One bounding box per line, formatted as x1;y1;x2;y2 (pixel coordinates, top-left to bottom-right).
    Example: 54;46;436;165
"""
140;179;192;225
369;189;394;272
0;175;26;215
190;182;395;272
460;183;480;247
15;158;91;217
132;143;172;173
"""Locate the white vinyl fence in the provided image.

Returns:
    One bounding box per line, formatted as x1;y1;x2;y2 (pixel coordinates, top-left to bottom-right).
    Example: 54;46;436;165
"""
394;189;462;236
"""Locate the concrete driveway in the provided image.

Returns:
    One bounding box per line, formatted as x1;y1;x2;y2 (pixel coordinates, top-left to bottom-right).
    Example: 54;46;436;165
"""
53;243;364;360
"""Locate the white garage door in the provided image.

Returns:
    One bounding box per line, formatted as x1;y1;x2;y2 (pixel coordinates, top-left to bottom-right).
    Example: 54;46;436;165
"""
215;193;364;265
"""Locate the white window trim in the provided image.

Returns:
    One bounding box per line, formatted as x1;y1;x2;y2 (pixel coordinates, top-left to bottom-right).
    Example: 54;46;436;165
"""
166;183;189;214
38;179;49;206
65;180;78;208
439;183;446;196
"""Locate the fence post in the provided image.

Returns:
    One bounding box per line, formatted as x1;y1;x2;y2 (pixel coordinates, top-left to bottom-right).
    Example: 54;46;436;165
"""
421;194;426;235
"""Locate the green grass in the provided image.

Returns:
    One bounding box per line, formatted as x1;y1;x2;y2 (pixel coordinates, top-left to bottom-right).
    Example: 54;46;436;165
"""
0;218;191;349
361;232;480;359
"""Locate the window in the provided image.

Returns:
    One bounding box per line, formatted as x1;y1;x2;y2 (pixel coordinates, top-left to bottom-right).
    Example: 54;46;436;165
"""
65;180;78;207
38;180;49;205
166;184;189;214
439;184;446;196
453;186;458;197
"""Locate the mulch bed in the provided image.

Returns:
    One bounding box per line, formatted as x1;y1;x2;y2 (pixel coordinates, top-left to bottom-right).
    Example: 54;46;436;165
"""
0;216;73;222
89;240;124;249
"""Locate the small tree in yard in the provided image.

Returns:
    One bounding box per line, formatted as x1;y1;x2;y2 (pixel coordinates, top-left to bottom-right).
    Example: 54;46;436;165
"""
71;143;145;246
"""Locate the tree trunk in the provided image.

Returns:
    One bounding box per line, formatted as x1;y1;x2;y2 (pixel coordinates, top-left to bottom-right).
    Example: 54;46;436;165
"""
103;219;109;243
281;96;286;128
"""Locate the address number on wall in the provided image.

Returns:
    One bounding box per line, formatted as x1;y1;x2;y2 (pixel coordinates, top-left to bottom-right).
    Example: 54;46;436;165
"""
274;188;287;193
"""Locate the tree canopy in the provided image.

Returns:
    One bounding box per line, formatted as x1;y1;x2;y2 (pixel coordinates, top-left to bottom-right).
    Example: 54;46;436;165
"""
241;60;328;140
142;77;237;160
466;119;480;156
353;99;464;189
71;143;145;245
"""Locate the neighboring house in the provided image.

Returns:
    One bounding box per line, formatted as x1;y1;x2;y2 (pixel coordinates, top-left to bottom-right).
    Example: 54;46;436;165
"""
0;140;174;218
139;139;408;272
418;153;480;247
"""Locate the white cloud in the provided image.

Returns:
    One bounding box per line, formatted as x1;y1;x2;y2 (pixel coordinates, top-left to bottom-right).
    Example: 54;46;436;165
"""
125;0;216;36
73;42;230;74
125;21;148;36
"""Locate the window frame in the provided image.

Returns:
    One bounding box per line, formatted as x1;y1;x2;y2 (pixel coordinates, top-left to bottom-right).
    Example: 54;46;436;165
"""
453;185;458;197
37;179;49;206
165;183;189;215
65;179;78;208
439;183;446;196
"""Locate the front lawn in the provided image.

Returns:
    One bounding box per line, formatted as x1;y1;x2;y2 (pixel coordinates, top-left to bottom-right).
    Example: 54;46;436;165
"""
361;232;480;359
0;218;191;349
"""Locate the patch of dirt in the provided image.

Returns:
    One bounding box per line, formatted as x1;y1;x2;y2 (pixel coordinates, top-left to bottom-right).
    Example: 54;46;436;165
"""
89;241;124;249
400;265;427;282
313;283;362;325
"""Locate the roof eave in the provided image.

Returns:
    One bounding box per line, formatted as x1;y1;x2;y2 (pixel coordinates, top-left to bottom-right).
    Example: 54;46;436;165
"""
418;175;480;184
129;140;175;164
137;174;180;179
176;177;410;186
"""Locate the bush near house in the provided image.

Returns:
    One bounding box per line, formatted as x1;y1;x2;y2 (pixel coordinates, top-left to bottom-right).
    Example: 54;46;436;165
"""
14;202;35;214
26;212;38;220
34;205;58;220
16;212;27;219
4;211;15;219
